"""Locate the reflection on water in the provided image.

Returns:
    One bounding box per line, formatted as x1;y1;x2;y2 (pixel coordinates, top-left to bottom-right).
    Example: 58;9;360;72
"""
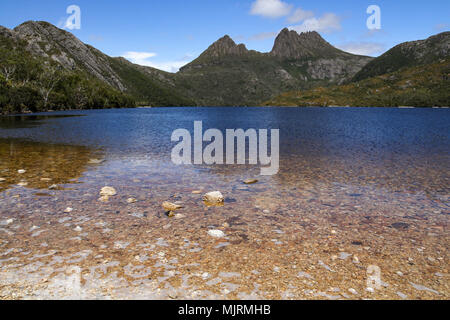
0;107;448;300
0;114;85;129
0;138;100;192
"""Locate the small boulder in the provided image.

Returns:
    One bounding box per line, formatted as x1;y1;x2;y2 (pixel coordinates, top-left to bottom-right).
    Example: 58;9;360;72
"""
208;230;225;238
203;191;224;204
89;159;105;164
162;201;183;212
100;186;117;197
98;196;110;202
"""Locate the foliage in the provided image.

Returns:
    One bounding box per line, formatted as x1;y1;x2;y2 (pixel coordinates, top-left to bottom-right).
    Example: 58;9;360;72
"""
265;59;450;107
0;34;135;114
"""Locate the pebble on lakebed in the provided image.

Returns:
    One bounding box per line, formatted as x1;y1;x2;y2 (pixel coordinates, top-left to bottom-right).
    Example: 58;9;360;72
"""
98;186;117;202
100;187;117;196
162;202;183;212
243;179;258;185
202;191;224;204
208;230;225;238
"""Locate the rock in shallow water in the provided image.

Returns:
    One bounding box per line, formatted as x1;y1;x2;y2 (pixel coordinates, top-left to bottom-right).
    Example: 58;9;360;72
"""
391;222;410;230
208;230;225;238
100;186;117;197
203;191;224;204
243;179;258;185
162;202;183;212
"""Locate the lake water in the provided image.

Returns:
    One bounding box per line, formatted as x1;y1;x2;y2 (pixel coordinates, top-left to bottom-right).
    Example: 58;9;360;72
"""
0;107;448;299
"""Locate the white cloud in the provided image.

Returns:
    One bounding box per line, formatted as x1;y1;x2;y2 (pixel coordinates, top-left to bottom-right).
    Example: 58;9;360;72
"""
336;42;385;56
287;8;314;23
250;0;293;19
122;51;191;73
122;51;157;61
289;13;342;34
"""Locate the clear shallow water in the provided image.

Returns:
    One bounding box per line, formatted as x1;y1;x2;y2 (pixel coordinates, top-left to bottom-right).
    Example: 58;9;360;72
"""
0;107;448;300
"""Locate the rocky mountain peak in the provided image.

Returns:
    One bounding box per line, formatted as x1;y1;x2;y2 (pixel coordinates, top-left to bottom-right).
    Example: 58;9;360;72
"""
271;28;345;59
200;35;249;58
9;20;125;91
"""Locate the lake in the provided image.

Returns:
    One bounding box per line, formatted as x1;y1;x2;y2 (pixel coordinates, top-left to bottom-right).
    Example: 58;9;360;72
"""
0;107;448;299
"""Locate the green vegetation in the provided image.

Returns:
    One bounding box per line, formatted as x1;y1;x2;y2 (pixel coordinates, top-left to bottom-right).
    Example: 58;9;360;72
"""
1;21;448;114
0;36;135;114
108;58;194;107
265;59;450;107
352;32;449;82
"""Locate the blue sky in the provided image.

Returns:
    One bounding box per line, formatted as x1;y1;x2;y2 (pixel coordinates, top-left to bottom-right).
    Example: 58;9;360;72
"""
0;0;448;72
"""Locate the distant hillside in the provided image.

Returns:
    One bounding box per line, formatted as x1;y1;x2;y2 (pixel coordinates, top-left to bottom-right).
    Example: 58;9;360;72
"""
265;58;450;107
353;32;450;82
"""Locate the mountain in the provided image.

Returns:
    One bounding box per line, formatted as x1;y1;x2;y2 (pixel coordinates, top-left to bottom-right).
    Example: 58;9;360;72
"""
353;31;450;82
0;21;193;113
176;28;372;106
266;31;450;107
3;20;445;113
271;29;355;59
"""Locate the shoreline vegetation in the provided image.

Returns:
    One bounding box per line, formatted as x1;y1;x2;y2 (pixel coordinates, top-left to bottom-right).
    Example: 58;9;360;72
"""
0;21;448;115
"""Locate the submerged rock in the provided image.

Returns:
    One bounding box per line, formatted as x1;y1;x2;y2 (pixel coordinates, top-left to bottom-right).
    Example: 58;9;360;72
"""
64;207;73;213
162;201;183;212
0;178;6;182
98;196;109;202
391;222;410;230
126;198;137;204
88;159;105;164
203;191;224;204
18;169;26;174
243;179;258;185
208;230;225;238
100;186;117;197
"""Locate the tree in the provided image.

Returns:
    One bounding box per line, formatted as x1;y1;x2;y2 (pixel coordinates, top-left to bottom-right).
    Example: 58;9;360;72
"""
1;64;16;82
39;67;61;108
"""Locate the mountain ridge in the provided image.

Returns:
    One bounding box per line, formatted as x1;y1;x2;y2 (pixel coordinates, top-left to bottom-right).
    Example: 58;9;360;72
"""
0;20;448;113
